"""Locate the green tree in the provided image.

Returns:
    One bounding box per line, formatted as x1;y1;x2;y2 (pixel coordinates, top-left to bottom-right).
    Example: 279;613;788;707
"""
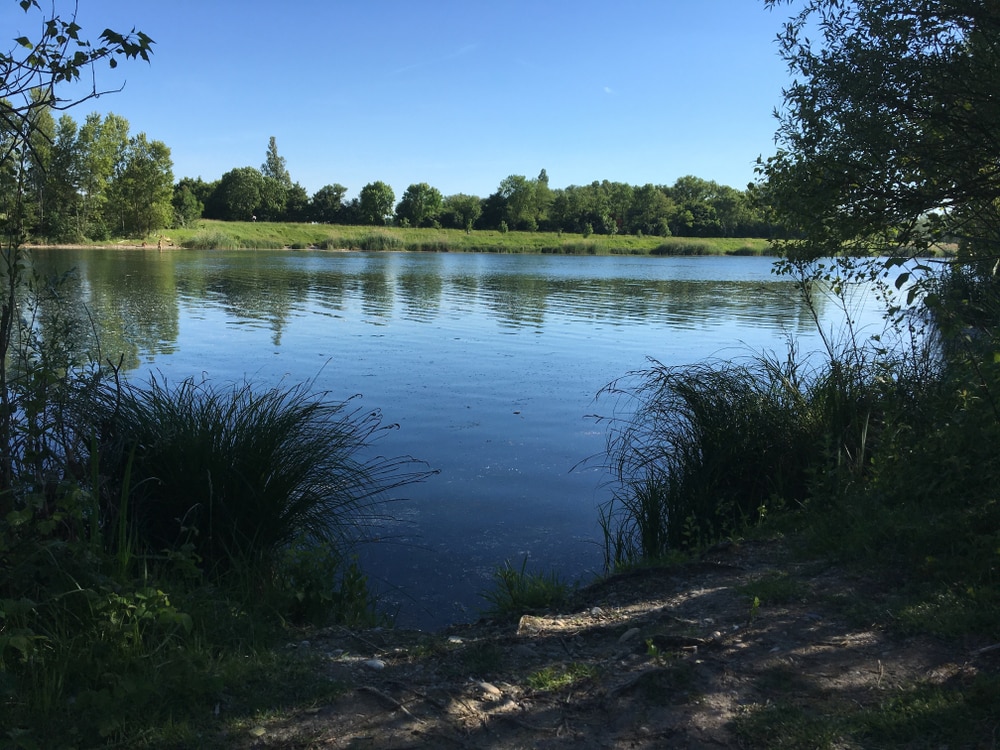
215;166;264;221
42;114;82;240
626;184;674;236
283;182;310;222
261;135;291;187
498;174;536;230
533;169;553;230
395;182;443;227
76;112;130;239
761;0;1000;264
109;133;174;236
358;180;395;225
310;183;348;223
441;193;482;232
258;136;290;220
19;92;55;237
172;177;205;227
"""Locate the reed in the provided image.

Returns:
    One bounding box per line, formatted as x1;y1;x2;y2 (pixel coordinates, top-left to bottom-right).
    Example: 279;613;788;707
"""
92;376;430;577
594;341;909;568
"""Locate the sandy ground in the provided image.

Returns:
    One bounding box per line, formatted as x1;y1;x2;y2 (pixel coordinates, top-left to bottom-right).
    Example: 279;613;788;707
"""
216;539;998;749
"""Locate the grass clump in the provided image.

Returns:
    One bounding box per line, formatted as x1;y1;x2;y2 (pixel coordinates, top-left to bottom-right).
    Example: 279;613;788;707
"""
356;232;404;252
480;556;571;619
526;663;599;692
181;229;240;249
93;376;420;578
595;351;823;566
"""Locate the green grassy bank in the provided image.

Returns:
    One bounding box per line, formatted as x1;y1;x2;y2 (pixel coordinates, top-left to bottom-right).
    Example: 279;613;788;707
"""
120;220;773;256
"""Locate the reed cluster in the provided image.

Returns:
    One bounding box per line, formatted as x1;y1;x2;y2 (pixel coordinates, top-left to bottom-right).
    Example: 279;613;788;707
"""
0;328;430;744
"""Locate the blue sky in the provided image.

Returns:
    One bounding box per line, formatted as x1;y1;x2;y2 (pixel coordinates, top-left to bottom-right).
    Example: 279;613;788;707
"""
8;1;793;200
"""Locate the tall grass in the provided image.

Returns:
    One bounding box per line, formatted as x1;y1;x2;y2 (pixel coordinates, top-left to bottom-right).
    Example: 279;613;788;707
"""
356;232;405;252
91;376;429;576
594;340;918;569
181;229;241;249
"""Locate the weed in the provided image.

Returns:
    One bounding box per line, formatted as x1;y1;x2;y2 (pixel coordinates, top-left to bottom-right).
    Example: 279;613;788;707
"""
480;556;571;619
526;663;598;692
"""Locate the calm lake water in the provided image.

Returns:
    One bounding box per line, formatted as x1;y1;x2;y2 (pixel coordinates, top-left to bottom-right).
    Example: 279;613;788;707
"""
34;249;888;629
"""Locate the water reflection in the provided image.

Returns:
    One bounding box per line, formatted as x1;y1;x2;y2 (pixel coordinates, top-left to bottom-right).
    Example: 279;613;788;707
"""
32;250;833;363
26;249;873;629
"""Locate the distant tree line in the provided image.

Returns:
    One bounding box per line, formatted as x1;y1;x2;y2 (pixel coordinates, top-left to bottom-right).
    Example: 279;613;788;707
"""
11;119;783;242
186;147;783;238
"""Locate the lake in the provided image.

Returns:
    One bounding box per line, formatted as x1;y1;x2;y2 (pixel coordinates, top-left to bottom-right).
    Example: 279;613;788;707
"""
33;249;888;629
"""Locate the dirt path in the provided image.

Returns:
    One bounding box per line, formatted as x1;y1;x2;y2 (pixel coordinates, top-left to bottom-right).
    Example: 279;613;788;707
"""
225;540;997;748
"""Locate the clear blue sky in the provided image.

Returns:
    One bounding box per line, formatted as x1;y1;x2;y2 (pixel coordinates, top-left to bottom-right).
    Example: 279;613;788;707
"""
8;1;793;200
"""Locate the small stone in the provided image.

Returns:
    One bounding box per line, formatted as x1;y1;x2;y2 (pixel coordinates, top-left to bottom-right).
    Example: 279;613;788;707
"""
362;659;386;671
330;649;345;658
477;681;503;699
590;607;604;616
619;627;641;643
299;640;310;648
447;636;464;644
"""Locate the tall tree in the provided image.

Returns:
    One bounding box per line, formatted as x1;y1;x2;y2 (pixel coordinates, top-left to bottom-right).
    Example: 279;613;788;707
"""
310;183;348;223
109;133;174;236
172;177;204;227
42;114;82;240
358;181;395;225
215;166;264;221
395;182;443;227
497;174;536;230
441;193;482;232
260;136;291;187
76;112;130;239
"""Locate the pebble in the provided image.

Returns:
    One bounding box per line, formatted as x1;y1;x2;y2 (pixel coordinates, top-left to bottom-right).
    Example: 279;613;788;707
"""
362;659;386;671
476;681;503;699
590;607;604;616
447;636;464;644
